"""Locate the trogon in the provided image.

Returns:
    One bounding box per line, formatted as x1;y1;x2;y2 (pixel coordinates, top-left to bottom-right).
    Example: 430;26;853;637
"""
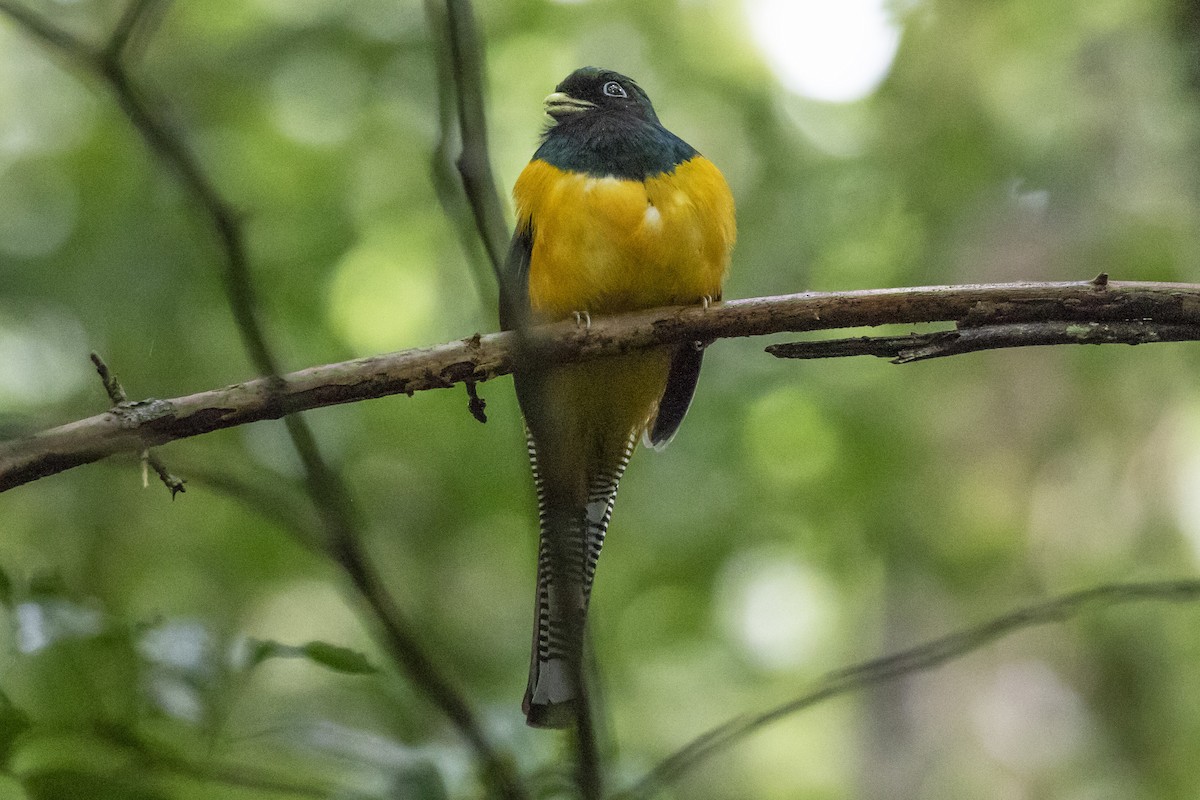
501;67;736;727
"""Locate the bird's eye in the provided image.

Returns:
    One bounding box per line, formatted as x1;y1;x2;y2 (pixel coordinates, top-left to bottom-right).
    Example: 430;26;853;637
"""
602;81;628;98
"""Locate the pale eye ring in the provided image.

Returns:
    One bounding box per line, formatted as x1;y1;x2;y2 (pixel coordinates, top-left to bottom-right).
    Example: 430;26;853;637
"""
602;81;627;98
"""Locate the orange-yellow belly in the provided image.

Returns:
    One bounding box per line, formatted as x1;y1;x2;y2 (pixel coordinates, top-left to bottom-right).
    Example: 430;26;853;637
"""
514;156;735;320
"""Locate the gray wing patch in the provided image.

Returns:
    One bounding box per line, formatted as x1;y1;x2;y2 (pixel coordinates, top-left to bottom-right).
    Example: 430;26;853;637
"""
645;341;706;450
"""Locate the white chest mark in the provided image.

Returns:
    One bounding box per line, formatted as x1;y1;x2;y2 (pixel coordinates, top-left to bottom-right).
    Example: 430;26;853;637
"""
583;175;621;193
643;205;662;230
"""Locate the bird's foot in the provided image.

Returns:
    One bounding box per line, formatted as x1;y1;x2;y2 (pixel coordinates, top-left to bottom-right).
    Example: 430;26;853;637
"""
572;310;592;329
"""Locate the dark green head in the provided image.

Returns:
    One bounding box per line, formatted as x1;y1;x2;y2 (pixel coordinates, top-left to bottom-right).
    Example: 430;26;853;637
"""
535;67;697;180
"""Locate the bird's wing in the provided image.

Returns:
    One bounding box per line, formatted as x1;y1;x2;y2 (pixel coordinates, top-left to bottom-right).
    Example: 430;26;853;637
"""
500;220;533;330
645;339;706;450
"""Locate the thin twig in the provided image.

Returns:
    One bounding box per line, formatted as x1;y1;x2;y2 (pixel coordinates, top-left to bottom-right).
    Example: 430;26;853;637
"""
0;0;94;58
614;579;1200;800
89;352;128;403
442;0;510;277
574;656;603;800
104;0;164;60
423;0;499;310
90;352;186;497
766;320;1200;363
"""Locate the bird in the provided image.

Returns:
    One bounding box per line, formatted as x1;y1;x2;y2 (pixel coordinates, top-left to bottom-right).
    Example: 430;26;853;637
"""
502;67;735;728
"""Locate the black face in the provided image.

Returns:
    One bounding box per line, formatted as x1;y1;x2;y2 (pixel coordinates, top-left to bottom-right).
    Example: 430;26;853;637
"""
554;67;660;122
535;66;697;178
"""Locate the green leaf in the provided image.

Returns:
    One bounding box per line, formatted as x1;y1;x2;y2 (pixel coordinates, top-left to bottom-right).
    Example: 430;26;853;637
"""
298;641;378;675
241;638;377;675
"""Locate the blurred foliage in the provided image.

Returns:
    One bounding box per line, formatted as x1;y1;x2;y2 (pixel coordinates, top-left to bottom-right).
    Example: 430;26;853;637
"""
3;0;1200;797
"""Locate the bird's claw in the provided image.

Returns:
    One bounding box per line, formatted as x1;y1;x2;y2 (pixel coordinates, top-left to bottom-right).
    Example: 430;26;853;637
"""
572;310;592;329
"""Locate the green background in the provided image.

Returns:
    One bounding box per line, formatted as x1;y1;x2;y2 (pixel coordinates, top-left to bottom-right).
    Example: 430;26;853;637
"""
3;0;1200;797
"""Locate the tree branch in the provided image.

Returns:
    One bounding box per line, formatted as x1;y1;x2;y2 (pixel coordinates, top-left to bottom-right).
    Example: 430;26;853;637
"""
442;0;510;279
104;0;164;61
4;280;1200;493
0;0;94;58
424;0;500;310
614;579;1200;800
766;320;1200;363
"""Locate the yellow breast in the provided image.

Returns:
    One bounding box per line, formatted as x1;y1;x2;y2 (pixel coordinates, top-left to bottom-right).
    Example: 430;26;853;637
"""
514;157;736;320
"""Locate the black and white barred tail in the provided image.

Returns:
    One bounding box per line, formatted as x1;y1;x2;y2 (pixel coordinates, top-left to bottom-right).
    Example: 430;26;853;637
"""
523;431;636;728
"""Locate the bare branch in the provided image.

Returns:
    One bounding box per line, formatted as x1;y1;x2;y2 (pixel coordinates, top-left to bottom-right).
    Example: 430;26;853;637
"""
89;352;128;404
766;320;1200;363
442;0;510;278
4;280;1200;493
0;0;97;60
105;0;166;61
424;0;500;309
615;579;1200;800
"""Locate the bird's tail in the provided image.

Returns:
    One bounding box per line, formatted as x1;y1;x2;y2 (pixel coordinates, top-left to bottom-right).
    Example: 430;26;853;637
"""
523;432;634;728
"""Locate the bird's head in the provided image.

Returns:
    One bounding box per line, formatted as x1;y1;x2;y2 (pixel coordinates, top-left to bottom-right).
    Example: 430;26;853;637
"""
543;67;660;125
